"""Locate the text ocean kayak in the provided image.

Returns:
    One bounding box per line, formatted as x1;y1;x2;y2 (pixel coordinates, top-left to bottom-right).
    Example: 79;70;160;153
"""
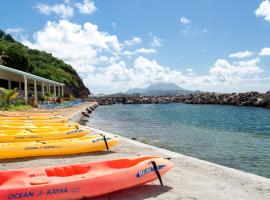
0;127;90;143
0;134;118;159
0;156;173;199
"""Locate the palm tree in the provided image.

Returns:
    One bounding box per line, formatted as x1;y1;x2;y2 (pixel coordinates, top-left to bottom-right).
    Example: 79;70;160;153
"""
0;87;19;106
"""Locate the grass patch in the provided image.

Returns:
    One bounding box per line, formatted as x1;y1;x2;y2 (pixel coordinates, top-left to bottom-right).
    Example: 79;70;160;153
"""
2;104;32;111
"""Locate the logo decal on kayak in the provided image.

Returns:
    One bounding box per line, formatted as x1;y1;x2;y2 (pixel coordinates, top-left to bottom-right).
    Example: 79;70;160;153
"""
7;187;80;199
8;192;34;199
92;137;112;143
136;165;165;178
66;129;83;134
46;188;68;195
24;145;61;150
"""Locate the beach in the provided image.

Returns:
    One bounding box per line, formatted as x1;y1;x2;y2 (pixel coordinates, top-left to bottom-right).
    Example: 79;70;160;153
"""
1;102;270;200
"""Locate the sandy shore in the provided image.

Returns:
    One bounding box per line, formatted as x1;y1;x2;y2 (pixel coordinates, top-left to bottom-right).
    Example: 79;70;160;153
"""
1;102;270;200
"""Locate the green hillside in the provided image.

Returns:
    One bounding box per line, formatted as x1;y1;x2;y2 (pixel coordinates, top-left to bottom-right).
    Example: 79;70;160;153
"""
0;30;90;98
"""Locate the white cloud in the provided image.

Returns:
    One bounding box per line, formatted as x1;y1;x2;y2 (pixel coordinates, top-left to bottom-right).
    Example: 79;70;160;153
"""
123;51;133;56
135;48;156;54
229;51;254;58
186;68;195;76
35;3;73;18
23;20;121;74
6;28;23;34
86;56;266;94
210;58;263;77
124;37;142;46
255;0;270;23
82;56;185;93
149;33;162;47
258;47;270;56
75;0;97;15
180;17;191;25
190;58;265;92
5;27;27;41
22;20;269;94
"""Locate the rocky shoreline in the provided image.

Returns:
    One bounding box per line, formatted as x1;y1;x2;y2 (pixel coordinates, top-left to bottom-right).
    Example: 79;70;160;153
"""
93;91;270;108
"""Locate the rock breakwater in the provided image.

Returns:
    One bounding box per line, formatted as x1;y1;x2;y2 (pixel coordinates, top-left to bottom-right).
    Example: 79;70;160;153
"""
92;91;270;108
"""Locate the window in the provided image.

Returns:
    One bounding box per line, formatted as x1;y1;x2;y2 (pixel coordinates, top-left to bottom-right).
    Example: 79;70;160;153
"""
21;83;25;90
11;81;19;89
0;79;8;89
37;85;41;92
29;84;34;91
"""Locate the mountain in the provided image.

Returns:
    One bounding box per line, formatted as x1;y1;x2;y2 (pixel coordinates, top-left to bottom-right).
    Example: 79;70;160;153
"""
126;83;193;96
0;30;90;98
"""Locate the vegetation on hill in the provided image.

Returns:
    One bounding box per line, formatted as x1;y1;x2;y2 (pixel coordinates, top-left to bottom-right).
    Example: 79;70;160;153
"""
126;82;195;96
0;30;90;97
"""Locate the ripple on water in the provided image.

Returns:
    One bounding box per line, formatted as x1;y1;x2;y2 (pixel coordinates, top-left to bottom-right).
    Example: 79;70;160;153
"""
87;103;270;178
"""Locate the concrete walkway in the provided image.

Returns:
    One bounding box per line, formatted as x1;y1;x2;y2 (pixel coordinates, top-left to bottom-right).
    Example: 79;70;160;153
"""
1;103;270;200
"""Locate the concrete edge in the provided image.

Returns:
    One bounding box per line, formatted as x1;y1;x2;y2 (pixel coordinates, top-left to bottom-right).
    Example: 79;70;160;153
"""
68;102;98;122
68;103;270;184
88;127;270;184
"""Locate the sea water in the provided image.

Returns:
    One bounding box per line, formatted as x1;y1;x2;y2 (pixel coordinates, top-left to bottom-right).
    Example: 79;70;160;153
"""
86;103;270;178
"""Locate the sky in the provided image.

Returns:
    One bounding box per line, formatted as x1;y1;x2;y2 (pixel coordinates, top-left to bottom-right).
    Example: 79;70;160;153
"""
1;0;270;94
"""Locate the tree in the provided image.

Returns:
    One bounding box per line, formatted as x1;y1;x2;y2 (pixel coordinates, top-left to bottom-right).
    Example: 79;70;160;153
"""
0;30;5;38
4;44;33;71
0;49;8;65
4;34;15;42
0;30;15;42
0;87;19;108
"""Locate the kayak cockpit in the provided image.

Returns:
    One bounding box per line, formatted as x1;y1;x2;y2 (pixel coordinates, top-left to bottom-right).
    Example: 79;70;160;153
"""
45;165;91;177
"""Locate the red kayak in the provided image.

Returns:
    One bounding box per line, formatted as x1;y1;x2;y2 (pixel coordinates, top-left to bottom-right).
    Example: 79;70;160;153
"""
0;155;173;199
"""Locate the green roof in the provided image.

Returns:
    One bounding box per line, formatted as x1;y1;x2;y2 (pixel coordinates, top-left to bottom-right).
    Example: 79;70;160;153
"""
0;64;64;86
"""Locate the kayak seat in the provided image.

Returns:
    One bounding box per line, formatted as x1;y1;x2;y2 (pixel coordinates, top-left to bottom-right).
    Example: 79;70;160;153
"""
106;156;157;169
0;171;27;187
45;165;91;177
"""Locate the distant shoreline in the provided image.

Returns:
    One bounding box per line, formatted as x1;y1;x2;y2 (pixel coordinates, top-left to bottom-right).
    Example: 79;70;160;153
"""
93;91;270;108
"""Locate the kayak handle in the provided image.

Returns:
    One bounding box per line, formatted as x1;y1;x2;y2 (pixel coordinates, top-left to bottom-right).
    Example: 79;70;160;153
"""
99;134;109;150
149;161;163;186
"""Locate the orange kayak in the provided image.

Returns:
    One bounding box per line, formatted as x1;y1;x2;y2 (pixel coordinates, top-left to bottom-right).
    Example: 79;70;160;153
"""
0;156;173;199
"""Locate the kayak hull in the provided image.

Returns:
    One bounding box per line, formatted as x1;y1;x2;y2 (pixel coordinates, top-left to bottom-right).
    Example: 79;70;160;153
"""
0;134;118;159
0;111;56;117
0;128;90;142
0;156;173;199
0;116;65;121
0;122;78;130
0;126;81;133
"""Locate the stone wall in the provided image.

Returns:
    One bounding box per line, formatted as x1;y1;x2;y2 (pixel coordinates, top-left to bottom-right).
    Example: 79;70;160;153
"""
92;91;270;108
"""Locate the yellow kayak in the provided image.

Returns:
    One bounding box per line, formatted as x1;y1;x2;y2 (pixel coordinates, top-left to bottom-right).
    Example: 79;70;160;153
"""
0;122;78;130
0;125;81;133
0;111;57;117
0;127;90;142
0;115;65;121
0;119;68;124
0;134;119;159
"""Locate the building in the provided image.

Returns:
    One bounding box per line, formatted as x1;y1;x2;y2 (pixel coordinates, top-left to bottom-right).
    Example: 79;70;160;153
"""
0;64;64;100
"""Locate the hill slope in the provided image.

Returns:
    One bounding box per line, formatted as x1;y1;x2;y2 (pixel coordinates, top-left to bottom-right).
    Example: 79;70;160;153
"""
0;30;90;98
126;83;193;96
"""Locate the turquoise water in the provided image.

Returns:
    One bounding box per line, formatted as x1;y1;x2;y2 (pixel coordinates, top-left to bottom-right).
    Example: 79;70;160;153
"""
86;104;270;178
